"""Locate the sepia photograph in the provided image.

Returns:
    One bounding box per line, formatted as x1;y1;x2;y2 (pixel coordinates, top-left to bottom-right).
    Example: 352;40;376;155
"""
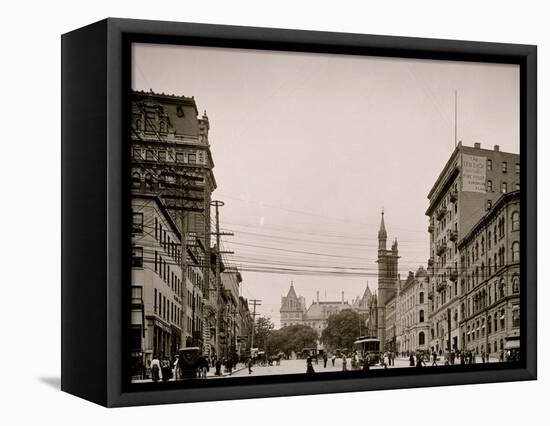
128;42;521;384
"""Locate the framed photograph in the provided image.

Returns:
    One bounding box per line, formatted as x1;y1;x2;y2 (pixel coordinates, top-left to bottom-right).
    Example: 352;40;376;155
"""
61;18;537;407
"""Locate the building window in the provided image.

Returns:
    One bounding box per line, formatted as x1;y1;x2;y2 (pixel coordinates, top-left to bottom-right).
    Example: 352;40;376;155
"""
487;180;493;192
502;161;508;173
132;173;141;189
512;275;519;293
188;153;197;164
146;149;155;161
144;112;155;132
176;152;185;162
488;316;492;334
512;211;520;231
132;246;143;268
419;292;424;304
132;212;143;234
515;163;520;174
487;200;492;210
515;183;520;191
512;241;520;262
419;332;425;346
144;173;153;191
487;159;492;171
512;305;520;328
419;310;425;323
158;150;166;162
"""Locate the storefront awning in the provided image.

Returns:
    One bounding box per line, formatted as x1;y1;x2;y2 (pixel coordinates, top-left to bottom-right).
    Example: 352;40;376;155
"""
504;339;520;349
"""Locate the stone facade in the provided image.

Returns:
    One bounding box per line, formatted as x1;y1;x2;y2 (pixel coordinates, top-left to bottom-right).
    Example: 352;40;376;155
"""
457;190;520;358
426;142;519;354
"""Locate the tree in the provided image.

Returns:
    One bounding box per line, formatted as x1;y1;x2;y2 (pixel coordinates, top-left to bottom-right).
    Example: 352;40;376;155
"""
266;324;318;356
321;309;363;350
253;316;275;350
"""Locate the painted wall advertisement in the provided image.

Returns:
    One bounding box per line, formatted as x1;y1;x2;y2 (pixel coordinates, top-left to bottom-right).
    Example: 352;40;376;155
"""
462;154;486;193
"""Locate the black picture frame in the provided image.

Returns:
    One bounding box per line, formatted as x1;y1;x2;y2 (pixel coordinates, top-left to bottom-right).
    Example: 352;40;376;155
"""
61;18;537;407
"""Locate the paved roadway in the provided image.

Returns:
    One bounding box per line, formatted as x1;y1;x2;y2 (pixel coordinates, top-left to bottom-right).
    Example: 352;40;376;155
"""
229;357;412;378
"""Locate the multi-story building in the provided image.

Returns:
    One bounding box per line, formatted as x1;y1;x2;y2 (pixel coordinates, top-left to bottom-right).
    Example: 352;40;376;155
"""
426;142;519;355
458;190;520;358
393;268;430;355
237;296;253;357
130;90;218;357
130;194;185;375
220;268;242;357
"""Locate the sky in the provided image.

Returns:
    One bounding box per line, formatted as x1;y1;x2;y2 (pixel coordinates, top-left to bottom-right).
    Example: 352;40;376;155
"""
132;43;519;327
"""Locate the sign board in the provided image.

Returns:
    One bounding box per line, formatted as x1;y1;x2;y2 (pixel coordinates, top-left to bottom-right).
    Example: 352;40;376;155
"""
462;154;486;193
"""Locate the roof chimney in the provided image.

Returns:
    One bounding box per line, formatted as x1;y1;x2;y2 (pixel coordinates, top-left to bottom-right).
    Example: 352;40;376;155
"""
494;145;500;151
474;142;481;149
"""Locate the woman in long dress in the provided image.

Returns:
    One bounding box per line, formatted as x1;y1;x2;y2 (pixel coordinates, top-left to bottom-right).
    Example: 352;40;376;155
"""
150;356;162;382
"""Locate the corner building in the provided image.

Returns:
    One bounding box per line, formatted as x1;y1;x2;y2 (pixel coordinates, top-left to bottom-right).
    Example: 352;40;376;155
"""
457;191;520;358
426;142;519;355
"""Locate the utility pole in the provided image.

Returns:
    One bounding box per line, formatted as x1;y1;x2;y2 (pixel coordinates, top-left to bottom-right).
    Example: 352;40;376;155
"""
249;299;262;350
210;200;234;357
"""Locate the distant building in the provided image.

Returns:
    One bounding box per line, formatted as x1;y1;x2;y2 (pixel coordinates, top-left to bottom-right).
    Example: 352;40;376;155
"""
280;284;377;339
426;142;519;354
393;268;430;355
280;281;306;328
376;211;400;348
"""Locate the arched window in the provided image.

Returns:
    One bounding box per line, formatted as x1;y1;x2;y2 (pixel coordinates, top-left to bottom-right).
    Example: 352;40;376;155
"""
159;121;166;133
500;278;506;299
511;211;519;231
135;118;142;131
512;241;520;262
419;310;425;323
419;292;424;304
512;275;519;293
419;332;425;346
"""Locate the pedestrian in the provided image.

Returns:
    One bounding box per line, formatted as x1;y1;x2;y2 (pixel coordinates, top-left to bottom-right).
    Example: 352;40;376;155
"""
342;354;348;371
331;354;336;367
362;355;370;371
161;356;172;382
383;353;389;369
173;355;180;381
306;356;316;374
450;351;455;365
409;354;415;367
416;356;425;368
247;357;253;374
215;358;222;376
323;352;328;368
432;352;437;366
150;355;162;382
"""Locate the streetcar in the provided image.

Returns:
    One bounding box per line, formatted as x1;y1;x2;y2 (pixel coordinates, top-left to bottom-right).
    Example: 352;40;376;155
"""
352;337;381;365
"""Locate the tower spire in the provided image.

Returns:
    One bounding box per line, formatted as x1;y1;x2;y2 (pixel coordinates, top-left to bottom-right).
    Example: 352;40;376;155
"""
378;209;387;250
